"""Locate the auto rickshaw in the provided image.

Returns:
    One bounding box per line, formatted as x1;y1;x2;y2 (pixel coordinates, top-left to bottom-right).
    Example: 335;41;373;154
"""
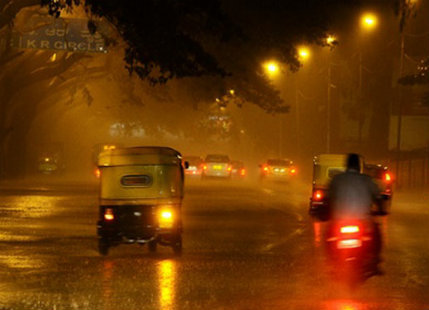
309;154;364;218
96;146;186;255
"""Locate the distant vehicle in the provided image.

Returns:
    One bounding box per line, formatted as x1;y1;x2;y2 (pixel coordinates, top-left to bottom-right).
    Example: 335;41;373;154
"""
260;158;297;181
37;155;60;174
364;164;393;214
183;156;204;177
309;154;364;219
231;160;247;178
202;154;232;179
97;146;184;255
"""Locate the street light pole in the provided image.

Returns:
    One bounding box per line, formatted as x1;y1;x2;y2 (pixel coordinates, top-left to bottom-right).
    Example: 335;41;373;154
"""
327;61;331;153
395;33;405;179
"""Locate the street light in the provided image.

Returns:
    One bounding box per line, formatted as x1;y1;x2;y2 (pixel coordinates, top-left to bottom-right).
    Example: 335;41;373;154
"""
326;35;336;46
298;46;310;61
361;13;378;30
263;61;279;76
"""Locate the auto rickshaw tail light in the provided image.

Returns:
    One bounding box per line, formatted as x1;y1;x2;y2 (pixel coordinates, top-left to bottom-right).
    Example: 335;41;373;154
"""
104;208;114;221
313;190;324;201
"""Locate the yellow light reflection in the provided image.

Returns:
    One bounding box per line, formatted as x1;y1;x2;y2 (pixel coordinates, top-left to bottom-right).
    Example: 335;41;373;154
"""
102;260;114;310
0;254;44;269
8;195;61;218
158;259;176;310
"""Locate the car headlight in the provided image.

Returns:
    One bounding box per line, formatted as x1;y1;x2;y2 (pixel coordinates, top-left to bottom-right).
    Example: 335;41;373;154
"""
158;207;175;229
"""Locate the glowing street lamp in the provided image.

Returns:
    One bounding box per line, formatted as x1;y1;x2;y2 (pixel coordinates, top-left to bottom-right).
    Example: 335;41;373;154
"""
361;13;378;30
298;46;310;61
264;61;279;74
326;35;336;45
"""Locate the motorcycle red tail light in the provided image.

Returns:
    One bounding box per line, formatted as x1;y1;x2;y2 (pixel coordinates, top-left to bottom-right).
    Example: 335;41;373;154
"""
337;239;362;249
340;225;360;234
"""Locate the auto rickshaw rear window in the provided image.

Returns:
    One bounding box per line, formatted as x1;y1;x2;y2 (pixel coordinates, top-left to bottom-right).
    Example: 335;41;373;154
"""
121;175;153;187
327;167;344;178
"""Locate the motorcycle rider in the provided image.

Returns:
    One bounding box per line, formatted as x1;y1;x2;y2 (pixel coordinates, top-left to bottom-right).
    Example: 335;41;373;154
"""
327;153;383;272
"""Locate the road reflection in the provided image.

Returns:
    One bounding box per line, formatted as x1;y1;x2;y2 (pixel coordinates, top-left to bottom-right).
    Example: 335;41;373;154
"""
158;259;177;310
102;259;114;310
7;195;62;218
312;220;322;247
324;299;367;310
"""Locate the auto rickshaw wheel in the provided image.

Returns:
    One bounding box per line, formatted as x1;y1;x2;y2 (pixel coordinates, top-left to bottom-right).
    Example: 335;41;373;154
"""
148;240;157;252
98;238;110;256
172;235;182;255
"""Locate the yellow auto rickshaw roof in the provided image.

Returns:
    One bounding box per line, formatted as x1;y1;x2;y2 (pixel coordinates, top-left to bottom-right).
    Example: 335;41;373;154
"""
98;146;182;167
313;154;347;166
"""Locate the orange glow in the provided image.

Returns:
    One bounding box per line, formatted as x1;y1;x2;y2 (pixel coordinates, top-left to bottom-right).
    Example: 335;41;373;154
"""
361;13;378;30
104;208;114;221
158;260;176;310
384;172;391;182
203;165;207;170
314;190;323;201
159;208;174;229
337;239;362;249
313;221;321;246
340;225;360;234
227;166;232;172
240;168;246;176
94;168;101;178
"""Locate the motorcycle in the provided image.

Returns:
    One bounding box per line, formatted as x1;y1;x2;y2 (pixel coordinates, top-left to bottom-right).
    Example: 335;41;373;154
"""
325;218;381;283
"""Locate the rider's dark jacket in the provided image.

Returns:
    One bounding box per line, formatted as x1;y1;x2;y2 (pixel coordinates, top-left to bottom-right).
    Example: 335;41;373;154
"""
328;169;380;220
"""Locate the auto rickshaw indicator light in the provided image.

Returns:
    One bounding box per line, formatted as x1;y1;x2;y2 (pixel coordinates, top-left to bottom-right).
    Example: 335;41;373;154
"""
104;208;114;221
159;209;174;229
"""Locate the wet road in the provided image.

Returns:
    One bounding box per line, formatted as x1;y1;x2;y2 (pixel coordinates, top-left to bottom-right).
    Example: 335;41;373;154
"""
0;180;428;310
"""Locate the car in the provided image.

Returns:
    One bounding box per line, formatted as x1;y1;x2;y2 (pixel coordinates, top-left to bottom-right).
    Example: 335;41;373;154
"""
183;156;204;177
230;160;247;178
260;158;297;181
202;154;232;179
364;164;393;214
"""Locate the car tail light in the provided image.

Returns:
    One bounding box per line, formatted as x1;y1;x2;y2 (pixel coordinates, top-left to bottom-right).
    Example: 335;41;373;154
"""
340;225;360;234
290;168;297;175
240;168;246;176
337;239;362;249
203;165;207;170
104;208;114;221
384;172;392;182
94;168;101;178
227;166;232;172
263;165;269;173
313;190;324;201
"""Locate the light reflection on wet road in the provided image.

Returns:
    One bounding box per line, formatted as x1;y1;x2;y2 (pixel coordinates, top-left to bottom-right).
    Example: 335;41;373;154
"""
0;181;427;309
